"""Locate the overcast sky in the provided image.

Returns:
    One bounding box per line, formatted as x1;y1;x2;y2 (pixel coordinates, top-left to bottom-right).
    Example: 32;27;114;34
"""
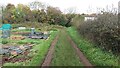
0;0;119;14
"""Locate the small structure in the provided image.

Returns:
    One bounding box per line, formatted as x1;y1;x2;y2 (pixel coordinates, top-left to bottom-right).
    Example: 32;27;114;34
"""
84;14;97;21
31;28;35;36
0;24;12;38
18;27;26;30
84;16;96;21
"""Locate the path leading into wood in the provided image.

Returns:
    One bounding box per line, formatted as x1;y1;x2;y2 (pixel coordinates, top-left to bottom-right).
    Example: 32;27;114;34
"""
41;29;92;67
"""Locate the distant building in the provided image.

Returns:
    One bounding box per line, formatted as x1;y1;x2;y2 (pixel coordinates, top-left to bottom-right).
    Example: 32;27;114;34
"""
84;14;97;21
84;16;96;21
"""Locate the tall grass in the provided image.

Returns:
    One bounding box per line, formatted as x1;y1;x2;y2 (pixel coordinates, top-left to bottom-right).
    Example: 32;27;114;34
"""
67;27;119;66
78;13;119;54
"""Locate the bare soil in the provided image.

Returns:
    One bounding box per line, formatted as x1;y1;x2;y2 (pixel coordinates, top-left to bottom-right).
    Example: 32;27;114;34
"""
41;35;59;67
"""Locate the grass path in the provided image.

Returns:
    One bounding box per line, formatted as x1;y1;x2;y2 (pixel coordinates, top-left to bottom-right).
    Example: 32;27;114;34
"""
51;29;83;66
67;27;119;66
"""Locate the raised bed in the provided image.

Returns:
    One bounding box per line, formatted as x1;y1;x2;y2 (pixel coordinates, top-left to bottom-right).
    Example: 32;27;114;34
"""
1;44;34;64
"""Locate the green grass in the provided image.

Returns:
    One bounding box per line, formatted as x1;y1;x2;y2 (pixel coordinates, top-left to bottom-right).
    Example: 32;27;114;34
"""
16;38;41;44
1;37;41;46
11;23;60;32
51;30;83;66
67;27;119;66
2;39;9;44
3;31;58;66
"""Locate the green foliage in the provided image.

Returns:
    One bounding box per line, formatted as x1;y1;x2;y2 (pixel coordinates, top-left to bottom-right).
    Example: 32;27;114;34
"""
67;27;119;66
78;13;120;54
2;39;9;44
2;2;78;27
3;62;22;66
71;14;84;27
15;38;41;45
3;4;15;24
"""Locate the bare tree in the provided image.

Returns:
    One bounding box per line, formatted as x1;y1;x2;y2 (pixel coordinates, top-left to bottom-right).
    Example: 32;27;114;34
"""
96;4;117;14
29;1;46;10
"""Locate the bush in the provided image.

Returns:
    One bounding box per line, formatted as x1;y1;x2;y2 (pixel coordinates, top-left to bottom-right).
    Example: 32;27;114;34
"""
2;39;9;44
78;13;120;54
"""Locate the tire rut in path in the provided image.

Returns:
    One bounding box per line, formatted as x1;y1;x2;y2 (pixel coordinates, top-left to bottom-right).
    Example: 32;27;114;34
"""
41;35;59;67
67;35;93;67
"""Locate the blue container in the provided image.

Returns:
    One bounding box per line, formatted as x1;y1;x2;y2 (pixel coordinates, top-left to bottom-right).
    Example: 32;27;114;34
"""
0;24;11;38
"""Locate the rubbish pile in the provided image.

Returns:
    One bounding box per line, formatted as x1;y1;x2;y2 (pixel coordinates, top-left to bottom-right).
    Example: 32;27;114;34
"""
0;44;33;56
27;32;50;39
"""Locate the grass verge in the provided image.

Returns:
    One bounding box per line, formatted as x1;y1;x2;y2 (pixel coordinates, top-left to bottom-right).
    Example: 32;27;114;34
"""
67;27;119;66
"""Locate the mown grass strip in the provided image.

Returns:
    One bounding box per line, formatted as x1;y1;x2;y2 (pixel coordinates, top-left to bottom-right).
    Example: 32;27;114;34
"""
67;27;119;66
51;30;83;66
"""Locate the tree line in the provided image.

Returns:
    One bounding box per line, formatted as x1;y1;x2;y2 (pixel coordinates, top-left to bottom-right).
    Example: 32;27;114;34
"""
0;1;83;27
1;1;119;55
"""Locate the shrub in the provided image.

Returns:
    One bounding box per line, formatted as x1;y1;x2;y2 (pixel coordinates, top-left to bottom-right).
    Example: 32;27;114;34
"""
78;13;120;54
2;39;9;44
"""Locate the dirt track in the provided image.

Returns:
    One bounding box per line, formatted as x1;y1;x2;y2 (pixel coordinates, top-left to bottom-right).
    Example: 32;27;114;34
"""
67;35;93;67
41;30;92;67
41;35;59;67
